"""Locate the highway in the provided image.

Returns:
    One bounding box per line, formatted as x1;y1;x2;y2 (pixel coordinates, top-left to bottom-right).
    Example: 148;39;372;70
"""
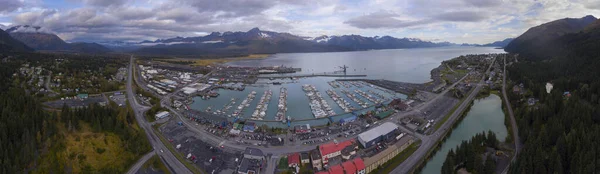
391;56;497;174
501;55;521;174
125;56;192;174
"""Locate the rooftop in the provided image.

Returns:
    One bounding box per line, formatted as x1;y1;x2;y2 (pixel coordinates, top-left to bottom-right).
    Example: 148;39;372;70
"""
320;139;355;156
328;164;344;174
358;122;398;143
244;147;264;157
288;153;300;165
352;158;365;171
363;135;412;166
342;160;357;174
239;158;261;174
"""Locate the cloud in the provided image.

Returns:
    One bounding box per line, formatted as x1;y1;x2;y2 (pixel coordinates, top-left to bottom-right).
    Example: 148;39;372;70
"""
435;11;489;22
463;0;502;7
0;0;23;13
345;10;489;29
76;0;127;7
182;0;277;18
344;11;432;29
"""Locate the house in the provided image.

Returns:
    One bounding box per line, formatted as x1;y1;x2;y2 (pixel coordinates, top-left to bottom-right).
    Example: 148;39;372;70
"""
300;152;310;164
388;99;408;111
512;85;523;95
328;164;344;174
352;158;366;174
288;153;300;168
563;91;571;98
243;122;256;132
76;93;88;100
546;82;553;93
310;149;323;170
342;160;357;174
319;140;356;165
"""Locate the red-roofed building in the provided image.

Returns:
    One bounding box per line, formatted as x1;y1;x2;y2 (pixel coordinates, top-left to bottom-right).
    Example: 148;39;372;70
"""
328;165;344;174
352;158;366;174
342;161;357;174
319;140;357;164
288;153;300;167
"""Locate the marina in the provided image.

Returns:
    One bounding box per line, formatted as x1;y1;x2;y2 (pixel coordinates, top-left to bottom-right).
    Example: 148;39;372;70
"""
327;81;340;88
276;87;288;122
355;89;384;104
326;89;354;112
341;89;369;108
232;91;257;117
251;89;272;120
303;84;336;118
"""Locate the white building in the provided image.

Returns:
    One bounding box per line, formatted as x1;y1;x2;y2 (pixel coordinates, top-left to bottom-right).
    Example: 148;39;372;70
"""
155;111;170;120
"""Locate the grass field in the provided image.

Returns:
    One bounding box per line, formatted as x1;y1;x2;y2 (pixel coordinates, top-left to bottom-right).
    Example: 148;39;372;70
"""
33;122;138;173
155;54;271;66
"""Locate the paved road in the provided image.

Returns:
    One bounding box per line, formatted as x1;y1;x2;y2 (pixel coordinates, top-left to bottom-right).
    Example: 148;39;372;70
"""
126;152;155;174
126;56;192;174
501;55;521;174
391;57;497;174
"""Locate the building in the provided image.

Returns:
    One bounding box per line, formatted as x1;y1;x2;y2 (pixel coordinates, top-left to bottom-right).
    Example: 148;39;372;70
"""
358;122;399;148
155;111;170;120
76;93;88;100
388;99;408;111
546;82;553;93
300;152;310;165
243;147;264;160
339;115;357;124
342;160;357;174
310;149;323;170
319;140;356;165
295;124;311;134
352;158;366;174
363;136;414;173
243;122;256;132
288;153;300;168
341;145;356;160
238;158;262;174
328;164;344;174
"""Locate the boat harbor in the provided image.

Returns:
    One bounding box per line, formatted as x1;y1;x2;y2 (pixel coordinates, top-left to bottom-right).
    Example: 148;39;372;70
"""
250;89;272;120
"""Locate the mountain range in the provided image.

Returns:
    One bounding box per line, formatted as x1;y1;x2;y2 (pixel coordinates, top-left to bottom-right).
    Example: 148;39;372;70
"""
0;28;32;52
5;25;111;54
505;15;597;60
1;25;513;56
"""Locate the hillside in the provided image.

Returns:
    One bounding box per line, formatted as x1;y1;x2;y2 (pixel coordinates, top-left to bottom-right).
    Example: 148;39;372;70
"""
0;29;32;52
505;17;600;173
6;25;111;54
504;15;596;60
480;38;513;47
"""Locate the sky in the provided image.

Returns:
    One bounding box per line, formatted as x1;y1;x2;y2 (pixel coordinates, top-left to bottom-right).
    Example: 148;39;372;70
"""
0;0;599;44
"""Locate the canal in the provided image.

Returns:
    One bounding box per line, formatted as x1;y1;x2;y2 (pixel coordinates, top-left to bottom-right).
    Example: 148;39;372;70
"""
420;94;508;174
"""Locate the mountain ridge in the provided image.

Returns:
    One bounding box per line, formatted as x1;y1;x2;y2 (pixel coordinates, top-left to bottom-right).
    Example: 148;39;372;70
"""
7;25;111;54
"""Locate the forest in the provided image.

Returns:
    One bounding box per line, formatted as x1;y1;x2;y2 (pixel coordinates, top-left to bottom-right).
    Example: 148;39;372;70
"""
441;131;499;174
506;23;600;173
0;53;149;173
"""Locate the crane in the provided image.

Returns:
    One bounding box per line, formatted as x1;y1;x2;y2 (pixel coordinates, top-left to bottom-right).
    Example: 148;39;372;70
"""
338;65;349;74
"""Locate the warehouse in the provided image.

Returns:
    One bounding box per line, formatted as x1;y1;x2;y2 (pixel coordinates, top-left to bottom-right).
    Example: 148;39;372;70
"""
155;111;170;120
357;122;399;148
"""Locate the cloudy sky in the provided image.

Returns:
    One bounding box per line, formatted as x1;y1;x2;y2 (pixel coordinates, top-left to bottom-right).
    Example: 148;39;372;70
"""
0;0;599;44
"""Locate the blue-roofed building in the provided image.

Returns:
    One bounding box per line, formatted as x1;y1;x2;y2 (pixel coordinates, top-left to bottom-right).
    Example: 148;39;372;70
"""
243;122;256;132
340;115;357;124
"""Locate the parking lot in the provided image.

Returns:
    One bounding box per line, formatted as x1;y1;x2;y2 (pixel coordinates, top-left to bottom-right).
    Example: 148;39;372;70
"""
108;92;127;107
159;119;240;174
44;96;106;108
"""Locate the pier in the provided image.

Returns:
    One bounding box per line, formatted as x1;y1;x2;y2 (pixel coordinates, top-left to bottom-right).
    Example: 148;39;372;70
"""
258;74;367;79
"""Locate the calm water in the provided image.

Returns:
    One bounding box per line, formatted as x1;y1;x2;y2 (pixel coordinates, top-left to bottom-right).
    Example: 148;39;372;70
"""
191;47;505;127
420;94;509;174
227;47;505;83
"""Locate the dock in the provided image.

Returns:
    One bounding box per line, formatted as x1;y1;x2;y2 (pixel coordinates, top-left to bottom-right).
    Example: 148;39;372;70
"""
258;74;367;79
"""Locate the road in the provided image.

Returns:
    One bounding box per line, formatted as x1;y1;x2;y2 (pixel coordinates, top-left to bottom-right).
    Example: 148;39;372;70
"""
501;55;521;174
126;56;192;174
391;57;497;174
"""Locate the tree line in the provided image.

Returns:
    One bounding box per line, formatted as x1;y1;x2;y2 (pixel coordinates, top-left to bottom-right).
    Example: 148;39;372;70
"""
441;131;499;174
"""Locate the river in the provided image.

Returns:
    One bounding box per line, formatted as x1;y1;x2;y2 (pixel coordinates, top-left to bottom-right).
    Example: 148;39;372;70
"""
190;47;505;127
420;94;509;174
